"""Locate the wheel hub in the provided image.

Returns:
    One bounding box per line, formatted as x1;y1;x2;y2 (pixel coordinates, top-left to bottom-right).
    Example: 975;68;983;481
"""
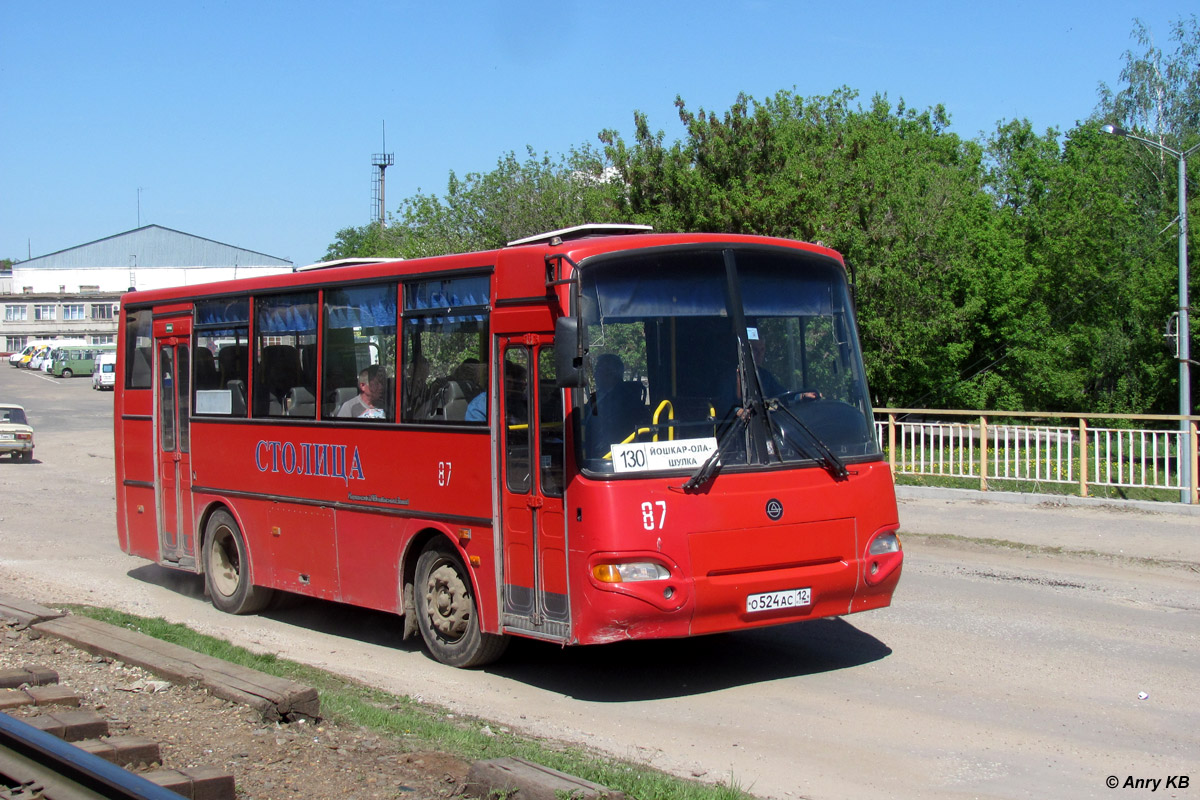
425;563;470;640
209;530;240;597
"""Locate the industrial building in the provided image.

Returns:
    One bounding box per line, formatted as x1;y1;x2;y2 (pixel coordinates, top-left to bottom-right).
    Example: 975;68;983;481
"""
1;225;293;353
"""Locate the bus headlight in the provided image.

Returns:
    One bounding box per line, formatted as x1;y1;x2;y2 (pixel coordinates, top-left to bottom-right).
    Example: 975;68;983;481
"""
592;562;671;583
864;529;903;586
868;531;900;555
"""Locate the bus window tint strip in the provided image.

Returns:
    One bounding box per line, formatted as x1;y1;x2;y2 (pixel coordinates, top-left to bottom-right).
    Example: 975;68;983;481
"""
404;276;489;310
195;298;250;326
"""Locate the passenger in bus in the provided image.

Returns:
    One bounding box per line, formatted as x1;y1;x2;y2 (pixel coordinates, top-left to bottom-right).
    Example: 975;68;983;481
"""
455;358;487;421
336;365;387;419
464;389;486;421
591;353;624;404
749;336;786;398
585;353;644;454
747;333;818;402
465;361;527;423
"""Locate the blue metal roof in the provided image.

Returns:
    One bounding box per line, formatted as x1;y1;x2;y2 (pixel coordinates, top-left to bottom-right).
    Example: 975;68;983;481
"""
19;225;292;269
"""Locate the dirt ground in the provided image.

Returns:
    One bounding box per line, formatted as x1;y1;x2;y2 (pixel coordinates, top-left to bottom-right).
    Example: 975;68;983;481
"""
1;619;470;800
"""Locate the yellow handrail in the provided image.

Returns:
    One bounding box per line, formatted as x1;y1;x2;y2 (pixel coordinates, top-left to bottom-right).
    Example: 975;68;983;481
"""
652;399;674;441
602;427;653;460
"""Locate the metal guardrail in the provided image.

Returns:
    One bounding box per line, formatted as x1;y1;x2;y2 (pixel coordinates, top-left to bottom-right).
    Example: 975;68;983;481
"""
874;408;1200;505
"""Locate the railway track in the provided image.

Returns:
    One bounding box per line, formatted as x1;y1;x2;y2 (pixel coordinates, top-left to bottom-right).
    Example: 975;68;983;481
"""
0;595;249;800
0;663;235;800
0;594;466;800
0;711;182;800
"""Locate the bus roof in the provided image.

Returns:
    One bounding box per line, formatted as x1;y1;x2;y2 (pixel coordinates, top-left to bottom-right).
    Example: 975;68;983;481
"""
120;229;844;307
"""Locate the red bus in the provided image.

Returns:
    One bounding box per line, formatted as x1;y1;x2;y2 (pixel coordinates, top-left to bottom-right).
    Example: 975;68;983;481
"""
115;226;902;667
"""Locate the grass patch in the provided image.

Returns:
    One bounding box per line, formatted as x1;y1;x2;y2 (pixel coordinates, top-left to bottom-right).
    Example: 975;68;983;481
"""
68;605;753;800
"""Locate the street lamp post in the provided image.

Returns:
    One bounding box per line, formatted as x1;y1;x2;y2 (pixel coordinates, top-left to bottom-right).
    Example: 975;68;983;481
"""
1102;124;1198;503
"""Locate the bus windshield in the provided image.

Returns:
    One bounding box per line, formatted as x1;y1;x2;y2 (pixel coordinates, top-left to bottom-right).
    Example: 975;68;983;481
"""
574;246;880;475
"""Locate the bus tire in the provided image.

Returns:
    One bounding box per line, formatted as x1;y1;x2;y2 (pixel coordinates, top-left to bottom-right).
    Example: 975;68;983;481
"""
203;510;273;615
414;541;508;668
61;369;72;378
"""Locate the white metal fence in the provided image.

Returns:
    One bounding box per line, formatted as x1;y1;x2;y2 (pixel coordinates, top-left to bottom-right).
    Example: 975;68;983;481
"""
874;409;1200;504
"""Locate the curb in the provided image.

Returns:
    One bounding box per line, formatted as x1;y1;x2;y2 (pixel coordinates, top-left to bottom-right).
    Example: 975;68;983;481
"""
895;485;1200;517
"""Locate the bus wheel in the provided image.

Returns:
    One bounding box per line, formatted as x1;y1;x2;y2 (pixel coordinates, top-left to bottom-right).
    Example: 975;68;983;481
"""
61;369;72;378
414;542;508;668
203;510;273;614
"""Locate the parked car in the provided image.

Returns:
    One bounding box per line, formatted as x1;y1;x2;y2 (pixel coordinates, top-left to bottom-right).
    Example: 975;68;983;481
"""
0;403;34;462
92;352;117;390
9;343;40;367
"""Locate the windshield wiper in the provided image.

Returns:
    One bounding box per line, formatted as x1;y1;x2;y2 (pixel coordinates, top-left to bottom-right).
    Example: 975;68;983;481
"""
681;406;751;492
764;399;852;481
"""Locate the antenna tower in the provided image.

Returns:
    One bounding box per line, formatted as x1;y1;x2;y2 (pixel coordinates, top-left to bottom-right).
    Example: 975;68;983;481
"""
372;121;394;226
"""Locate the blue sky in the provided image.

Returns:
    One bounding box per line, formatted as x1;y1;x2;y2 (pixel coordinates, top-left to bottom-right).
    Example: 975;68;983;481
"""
1;1;1194;267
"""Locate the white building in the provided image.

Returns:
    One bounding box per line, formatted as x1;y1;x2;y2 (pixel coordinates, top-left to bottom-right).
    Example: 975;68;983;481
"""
2;226;293;353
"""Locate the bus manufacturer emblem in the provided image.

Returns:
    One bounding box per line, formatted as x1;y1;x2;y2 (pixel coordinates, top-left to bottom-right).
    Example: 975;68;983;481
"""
765;498;784;520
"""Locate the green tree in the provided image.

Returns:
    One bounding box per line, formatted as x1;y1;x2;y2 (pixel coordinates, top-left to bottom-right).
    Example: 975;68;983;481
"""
983;123;1169;413
1099;15;1199;144
320;15;1197;416
1093;14;1200;413
323;222;399;261
601;88;1008;408
325;146;622;261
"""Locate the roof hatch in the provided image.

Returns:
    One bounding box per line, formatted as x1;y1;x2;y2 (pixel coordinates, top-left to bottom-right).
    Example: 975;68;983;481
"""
506;224;654;248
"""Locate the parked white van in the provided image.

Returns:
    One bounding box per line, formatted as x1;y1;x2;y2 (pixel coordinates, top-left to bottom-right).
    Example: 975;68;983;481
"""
9;339;89;368
8;343;40;366
92;352;117;390
27;346;54;371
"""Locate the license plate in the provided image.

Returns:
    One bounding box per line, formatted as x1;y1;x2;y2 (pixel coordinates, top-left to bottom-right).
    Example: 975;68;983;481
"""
746;587;811;613
0;433;13;440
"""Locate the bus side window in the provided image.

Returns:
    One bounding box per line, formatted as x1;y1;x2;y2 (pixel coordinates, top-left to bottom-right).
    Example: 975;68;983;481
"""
124;309;154;389
254;292;318;419
194;297;250;417
322;283;397;421
504;347;531;492
539;346;564;498
400;275;490;424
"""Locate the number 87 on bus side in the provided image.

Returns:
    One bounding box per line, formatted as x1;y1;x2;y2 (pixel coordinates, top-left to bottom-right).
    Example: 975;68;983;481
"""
115;225;902;668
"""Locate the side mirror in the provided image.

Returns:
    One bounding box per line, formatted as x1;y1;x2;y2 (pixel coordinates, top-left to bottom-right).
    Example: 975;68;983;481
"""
555;317;588;389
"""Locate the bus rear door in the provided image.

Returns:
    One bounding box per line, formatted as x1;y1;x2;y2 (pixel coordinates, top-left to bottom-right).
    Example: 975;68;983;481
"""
154;315;195;566
499;336;569;640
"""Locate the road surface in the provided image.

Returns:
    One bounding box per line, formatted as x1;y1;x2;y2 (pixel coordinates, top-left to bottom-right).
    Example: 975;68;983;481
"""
1;366;1196;799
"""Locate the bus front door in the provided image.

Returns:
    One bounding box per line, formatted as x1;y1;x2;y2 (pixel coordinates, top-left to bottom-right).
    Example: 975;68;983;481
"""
154;319;195;567
499;338;569;640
